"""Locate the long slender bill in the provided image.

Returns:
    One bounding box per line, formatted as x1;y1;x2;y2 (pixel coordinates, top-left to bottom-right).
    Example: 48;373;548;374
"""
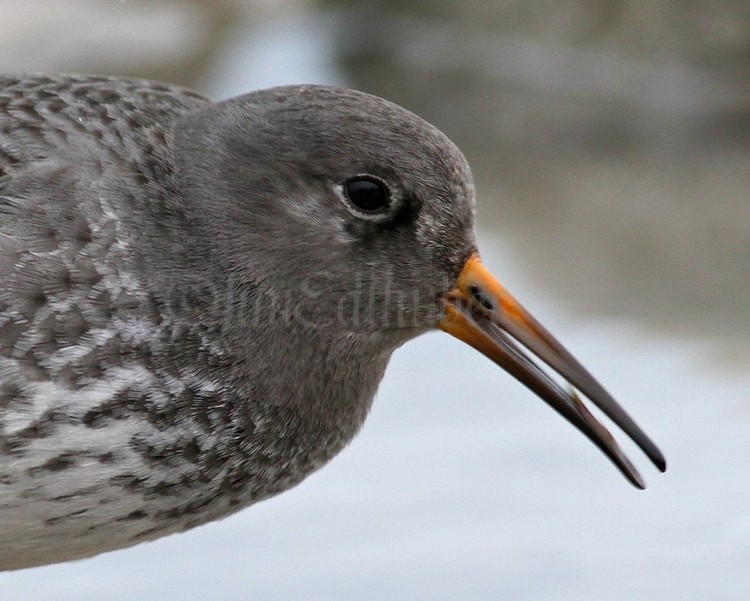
439;254;666;488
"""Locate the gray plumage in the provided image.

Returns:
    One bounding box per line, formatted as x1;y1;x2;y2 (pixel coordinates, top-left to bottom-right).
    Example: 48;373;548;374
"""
0;75;476;569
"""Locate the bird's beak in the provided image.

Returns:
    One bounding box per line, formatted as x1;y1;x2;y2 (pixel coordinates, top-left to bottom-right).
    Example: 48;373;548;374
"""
439;254;666;488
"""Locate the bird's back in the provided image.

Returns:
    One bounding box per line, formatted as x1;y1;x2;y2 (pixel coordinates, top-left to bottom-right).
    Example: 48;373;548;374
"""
0;75;213;568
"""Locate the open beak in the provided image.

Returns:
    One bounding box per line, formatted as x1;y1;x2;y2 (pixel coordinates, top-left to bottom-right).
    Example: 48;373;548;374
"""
439;254;666;488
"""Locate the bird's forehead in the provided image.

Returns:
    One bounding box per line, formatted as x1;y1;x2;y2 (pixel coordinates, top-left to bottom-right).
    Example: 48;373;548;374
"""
239;85;473;187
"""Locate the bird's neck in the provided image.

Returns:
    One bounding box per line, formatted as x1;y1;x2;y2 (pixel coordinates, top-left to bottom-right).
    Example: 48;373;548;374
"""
156;298;401;502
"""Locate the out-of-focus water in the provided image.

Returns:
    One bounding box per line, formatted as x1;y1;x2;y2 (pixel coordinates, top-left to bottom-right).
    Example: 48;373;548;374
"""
1;3;748;600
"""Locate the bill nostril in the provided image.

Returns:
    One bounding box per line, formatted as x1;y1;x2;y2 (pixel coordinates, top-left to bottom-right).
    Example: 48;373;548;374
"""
469;284;495;312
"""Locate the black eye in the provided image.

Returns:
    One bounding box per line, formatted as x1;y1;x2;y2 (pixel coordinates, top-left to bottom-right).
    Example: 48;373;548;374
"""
344;177;390;213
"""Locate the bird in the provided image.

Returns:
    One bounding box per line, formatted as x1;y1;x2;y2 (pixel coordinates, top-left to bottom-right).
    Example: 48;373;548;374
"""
0;74;666;570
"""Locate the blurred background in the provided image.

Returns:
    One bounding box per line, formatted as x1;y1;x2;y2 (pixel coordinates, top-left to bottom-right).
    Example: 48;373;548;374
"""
1;1;748;600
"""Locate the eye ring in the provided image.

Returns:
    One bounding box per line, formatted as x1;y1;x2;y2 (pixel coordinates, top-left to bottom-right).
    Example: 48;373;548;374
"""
342;176;391;214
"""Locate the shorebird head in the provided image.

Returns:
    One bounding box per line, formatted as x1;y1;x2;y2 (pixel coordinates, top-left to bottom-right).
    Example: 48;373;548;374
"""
174;84;665;487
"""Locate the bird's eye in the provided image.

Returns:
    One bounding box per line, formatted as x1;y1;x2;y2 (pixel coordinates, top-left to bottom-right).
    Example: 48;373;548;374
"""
343;177;390;213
